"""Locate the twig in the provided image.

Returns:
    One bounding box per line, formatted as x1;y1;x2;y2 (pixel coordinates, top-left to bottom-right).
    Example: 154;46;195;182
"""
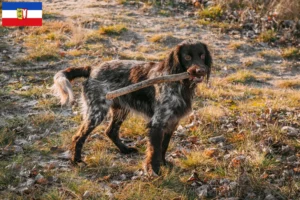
106;72;189;100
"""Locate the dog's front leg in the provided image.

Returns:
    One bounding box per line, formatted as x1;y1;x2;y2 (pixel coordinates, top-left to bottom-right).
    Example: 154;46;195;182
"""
145;122;164;176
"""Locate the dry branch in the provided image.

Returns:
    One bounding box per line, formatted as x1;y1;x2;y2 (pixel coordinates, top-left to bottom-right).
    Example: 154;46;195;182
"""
106;72;190;100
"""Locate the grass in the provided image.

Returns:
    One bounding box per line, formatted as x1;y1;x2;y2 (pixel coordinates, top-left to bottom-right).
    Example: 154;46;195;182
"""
276;80;300;89
99;24;127;35
1;1;300;200
119;51;166;61
281;47;300;59
257;30;276;42
258;49;281;58
158;9;171;17
199;5;223;20
24;37;60;61
148;33;171;43
226;70;258;84
228;41;246;50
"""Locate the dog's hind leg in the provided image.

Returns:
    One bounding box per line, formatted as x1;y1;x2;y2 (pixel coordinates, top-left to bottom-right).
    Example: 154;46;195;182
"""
71;107;108;164
71;81;110;164
105;107;138;154
71;119;99;164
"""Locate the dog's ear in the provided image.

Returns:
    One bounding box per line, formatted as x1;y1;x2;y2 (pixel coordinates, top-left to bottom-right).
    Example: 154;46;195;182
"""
165;45;183;74
202;43;212;81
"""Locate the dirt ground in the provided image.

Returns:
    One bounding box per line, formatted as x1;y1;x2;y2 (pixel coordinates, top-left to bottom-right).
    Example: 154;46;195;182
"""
0;0;299;199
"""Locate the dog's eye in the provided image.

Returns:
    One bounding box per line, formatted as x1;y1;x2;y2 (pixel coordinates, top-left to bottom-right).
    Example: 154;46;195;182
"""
200;54;205;60
184;55;191;61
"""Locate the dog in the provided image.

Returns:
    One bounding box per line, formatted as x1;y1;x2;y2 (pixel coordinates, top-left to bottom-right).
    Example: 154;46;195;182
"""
51;40;212;175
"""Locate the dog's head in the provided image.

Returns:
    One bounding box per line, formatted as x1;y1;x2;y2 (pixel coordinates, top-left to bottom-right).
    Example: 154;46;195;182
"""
166;40;212;83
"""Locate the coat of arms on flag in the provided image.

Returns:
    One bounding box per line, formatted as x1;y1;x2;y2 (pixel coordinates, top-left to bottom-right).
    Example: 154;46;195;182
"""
2;2;42;26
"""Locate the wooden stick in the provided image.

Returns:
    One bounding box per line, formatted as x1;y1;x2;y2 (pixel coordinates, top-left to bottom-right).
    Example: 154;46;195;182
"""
106;72;190;100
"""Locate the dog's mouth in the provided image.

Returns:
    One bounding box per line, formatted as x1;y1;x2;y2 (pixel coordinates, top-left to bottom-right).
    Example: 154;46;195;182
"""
187;66;207;84
191;75;205;83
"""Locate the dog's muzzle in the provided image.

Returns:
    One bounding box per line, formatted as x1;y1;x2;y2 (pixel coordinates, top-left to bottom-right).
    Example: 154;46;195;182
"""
187;66;207;83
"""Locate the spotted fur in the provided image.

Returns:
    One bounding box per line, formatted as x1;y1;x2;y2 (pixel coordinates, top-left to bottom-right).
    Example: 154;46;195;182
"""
52;40;212;175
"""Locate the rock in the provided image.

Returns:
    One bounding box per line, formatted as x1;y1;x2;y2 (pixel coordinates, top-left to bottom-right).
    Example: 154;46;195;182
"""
196;185;209;198
229;181;238;190
281;20;294;29
204;1;214;7
20;86;31;91
58;150;72;160
22;100;38;107
220;178;230;185
14;139;29;146
119;174;126;181
17;186;30;194
35;173;44;181
131;176;140;180
287;155;297;162
208;135;226;144
281;126;299;137
281;145;291;154
83;191;90;199
264;194;276;200
28;134;41;141
218;143;234;150
2;145;23;155
134;169;144;176
25;178;35;187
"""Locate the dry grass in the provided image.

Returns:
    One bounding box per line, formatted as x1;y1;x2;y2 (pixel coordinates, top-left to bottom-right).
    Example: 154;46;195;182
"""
148;33;171;43
226;70;258;84
216;0;300;20
276;80;300;89
228;41;246;50
1;1;300;199
258;49;281;58
25;37;60;61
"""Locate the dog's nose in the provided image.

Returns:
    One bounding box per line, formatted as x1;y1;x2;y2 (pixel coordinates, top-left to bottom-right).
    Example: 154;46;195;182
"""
196;68;206;75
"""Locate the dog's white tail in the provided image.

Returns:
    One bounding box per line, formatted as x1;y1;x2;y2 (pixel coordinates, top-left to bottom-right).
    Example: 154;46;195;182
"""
51;66;91;105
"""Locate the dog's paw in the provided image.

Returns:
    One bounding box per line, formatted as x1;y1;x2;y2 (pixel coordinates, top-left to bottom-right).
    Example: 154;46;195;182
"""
121;147;138;154
143;161;162;177
71;158;87;167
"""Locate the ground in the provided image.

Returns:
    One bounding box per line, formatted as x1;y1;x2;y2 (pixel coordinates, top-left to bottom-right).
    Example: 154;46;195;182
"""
0;0;300;199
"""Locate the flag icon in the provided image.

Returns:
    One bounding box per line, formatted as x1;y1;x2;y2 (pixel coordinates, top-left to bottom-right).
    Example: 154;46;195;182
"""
2;2;42;26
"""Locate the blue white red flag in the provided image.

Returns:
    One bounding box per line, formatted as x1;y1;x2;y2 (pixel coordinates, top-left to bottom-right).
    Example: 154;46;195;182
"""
2;2;42;26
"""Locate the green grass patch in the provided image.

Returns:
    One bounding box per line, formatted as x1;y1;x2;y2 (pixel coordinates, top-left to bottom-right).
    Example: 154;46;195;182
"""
158;9;171;17
99;24;127;35
257;30;276;42
199;5;223;20
282;47;300;59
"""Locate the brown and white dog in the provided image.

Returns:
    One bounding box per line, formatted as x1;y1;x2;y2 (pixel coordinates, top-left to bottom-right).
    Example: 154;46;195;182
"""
51;40;212;175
